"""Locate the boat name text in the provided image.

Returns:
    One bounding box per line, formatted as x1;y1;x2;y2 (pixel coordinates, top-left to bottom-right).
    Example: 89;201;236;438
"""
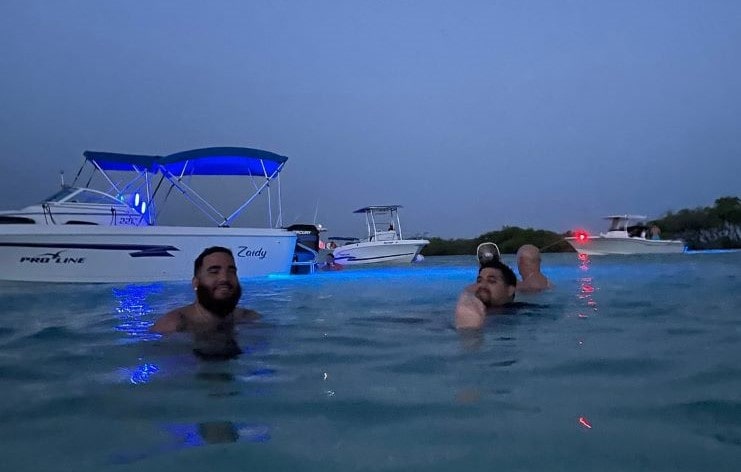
237;246;267;260
117;216;138;225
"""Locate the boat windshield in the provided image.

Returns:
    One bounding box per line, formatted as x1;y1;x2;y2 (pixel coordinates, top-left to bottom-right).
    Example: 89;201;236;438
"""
44;187;123;205
69;189;124;205
43;186;77;203
608;218;627;231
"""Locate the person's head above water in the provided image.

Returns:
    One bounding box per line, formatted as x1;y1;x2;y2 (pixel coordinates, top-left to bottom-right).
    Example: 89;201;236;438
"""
516;244;542;273
474;260;517;307
149;246;260;354
515;244;551;292
192;246;242;318
194;246;234;276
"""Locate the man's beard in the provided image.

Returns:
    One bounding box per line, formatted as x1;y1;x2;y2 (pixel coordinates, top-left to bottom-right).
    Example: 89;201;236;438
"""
196;282;242;318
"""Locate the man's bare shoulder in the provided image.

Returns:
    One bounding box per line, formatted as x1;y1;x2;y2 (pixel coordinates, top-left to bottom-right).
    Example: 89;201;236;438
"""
150;304;193;334
516;275;552;293
234;307;261;323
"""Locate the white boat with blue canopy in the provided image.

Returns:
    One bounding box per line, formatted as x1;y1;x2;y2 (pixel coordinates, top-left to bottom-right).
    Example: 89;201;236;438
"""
331;205;429;265
0;147;298;282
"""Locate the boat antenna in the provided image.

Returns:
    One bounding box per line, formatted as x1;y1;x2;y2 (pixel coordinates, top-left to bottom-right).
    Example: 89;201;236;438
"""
538;238;567;252
59;170;65;187
313;200;320;224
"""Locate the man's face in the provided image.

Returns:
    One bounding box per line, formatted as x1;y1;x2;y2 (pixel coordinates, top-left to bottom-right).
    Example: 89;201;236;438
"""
475;267;515;307
193;252;242;317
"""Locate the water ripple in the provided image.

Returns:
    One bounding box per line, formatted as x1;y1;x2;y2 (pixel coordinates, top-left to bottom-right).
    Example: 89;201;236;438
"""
533;357;671;376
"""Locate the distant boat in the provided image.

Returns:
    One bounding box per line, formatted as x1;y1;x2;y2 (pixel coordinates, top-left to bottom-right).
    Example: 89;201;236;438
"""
565;214;686;255
0;147;298;282
331;205;429;265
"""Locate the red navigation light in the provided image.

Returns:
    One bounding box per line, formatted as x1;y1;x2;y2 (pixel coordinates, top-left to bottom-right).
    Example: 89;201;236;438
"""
573;229;589;243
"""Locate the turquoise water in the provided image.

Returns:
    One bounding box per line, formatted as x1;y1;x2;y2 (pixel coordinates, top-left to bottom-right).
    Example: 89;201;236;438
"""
1;252;740;471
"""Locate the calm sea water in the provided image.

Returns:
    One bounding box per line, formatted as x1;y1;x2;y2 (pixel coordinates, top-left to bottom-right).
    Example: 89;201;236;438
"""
0;252;739;471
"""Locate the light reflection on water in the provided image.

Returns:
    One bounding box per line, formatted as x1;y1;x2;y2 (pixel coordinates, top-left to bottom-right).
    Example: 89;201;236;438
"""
0;252;740;471
113;283;162;343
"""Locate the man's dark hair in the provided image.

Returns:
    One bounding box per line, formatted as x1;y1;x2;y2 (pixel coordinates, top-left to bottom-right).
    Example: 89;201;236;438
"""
478;260;517;287
194;246;235;276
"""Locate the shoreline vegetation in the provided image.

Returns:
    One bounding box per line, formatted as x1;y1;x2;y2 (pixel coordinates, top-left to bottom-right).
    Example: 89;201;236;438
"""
419;196;741;256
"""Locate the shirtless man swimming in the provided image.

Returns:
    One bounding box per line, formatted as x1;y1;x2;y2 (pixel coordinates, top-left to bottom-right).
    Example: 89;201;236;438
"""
150;246;259;359
515;244;551;293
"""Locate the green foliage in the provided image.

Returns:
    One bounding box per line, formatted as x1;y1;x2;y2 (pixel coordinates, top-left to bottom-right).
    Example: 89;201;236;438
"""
477;226;572;253
423;237;478;256
421;195;741;255
713;196;741;223
422;226;572;256
653;195;741;238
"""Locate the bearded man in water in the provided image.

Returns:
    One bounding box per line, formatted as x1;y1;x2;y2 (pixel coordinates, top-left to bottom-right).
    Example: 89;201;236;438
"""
150;246;259;359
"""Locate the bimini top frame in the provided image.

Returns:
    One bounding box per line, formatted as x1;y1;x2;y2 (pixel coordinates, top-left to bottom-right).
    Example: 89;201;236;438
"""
77;147;289;228
352;205;405;241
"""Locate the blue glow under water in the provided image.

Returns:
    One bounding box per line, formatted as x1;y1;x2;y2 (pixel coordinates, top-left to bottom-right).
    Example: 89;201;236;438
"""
0;252;740;471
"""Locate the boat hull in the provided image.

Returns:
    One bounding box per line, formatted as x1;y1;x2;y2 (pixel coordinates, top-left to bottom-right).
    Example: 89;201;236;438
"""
332;239;428;265
565;236;686;256
0;225;296;283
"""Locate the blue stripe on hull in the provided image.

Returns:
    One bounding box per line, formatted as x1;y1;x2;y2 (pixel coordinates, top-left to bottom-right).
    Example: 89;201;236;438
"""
334;252;415;263
0;242;179;257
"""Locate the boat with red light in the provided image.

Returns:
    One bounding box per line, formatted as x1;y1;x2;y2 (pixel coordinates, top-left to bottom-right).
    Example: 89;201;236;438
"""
565;215;686;255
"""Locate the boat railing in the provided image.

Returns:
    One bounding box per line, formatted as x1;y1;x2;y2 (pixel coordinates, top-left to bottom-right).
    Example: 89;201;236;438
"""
373;230;397;242
291;242;318;274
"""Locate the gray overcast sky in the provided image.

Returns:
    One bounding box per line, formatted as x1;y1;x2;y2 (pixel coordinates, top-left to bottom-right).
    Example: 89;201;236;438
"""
1;0;739;238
